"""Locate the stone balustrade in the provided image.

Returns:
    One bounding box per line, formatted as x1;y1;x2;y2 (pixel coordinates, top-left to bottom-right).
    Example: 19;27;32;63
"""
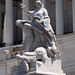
0;44;26;61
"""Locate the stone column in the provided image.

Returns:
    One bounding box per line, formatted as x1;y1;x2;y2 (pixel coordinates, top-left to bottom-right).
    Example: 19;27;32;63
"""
5;0;13;46
22;0;29;41
72;0;75;32
56;0;64;35
42;0;46;8
0;11;2;44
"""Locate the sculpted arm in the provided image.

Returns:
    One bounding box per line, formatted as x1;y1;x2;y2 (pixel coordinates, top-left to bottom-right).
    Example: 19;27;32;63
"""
43;9;50;21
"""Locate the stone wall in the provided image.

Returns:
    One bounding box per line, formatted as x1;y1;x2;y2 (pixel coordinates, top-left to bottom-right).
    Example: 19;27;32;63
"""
0;59;17;75
59;33;75;75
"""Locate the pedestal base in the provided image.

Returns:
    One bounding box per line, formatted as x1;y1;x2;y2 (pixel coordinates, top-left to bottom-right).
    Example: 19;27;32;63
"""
25;71;66;75
24;58;66;75
11;58;66;75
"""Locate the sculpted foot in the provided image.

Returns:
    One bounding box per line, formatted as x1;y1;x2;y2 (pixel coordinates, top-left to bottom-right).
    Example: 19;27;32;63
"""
23;61;29;72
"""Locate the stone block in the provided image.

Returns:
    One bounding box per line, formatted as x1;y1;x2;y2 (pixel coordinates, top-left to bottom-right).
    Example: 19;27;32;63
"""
8;58;66;75
23;58;66;75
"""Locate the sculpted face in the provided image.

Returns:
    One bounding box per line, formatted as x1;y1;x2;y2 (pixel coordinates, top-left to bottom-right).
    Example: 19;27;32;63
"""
36;1;42;9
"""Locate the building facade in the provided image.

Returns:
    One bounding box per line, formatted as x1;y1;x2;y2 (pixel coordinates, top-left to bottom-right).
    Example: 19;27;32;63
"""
0;0;75;75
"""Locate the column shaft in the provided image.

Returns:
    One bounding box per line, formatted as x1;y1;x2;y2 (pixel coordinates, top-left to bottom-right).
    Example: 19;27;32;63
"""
5;0;13;46
22;0;29;41
0;11;2;44
22;0;29;20
56;0;64;35
3;13;7;45
72;0;75;32
42;0;46;8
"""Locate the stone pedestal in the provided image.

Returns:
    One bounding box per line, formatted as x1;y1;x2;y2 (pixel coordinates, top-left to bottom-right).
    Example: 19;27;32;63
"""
24;58;66;75
11;58;66;75
25;72;65;75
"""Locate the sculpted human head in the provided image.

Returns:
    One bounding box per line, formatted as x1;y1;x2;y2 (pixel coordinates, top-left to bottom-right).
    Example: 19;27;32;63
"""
36;0;43;9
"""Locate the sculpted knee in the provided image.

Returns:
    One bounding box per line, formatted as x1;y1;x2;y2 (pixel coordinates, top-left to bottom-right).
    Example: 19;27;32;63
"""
16;20;23;27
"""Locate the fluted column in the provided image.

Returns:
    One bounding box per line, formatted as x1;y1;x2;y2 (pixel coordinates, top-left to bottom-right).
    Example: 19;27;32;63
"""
5;0;13;46
72;0;75;32
56;0;64;35
22;0;29;41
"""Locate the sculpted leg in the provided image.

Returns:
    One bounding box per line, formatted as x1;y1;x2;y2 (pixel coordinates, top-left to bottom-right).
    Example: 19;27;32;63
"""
23;61;29;72
22;30;29;46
